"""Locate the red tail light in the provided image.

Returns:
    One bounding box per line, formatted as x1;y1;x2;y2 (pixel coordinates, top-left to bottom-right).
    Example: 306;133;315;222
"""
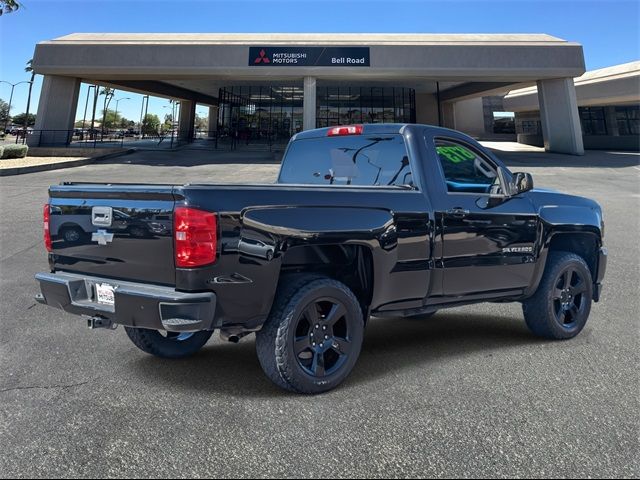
43;204;52;252
327;124;363;137
174;207;217;268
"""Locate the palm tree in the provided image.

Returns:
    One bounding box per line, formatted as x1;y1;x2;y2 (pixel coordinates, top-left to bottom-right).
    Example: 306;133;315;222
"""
23;59;35;136
99;87;115;137
1;1;21;16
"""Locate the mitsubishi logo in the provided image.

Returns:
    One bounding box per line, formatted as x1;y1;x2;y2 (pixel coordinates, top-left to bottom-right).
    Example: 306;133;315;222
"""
254;49;270;64
92;229;114;246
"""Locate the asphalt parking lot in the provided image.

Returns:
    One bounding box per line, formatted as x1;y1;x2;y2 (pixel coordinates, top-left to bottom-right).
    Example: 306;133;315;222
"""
0;147;638;478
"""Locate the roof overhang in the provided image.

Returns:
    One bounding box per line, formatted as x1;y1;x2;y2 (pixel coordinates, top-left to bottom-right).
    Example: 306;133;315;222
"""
31;33;586;104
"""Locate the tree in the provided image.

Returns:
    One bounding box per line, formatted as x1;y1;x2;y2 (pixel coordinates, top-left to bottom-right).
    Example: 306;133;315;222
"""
163;113;173;132
141;113;160;135
0;0;20;15
23;59;36;131
195;113;208;131
99;87;115;134
0;99;9;126
11;112;36;127
101;109;123;130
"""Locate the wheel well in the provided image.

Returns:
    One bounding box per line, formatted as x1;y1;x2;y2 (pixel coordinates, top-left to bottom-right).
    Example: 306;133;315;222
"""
548;233;598;279
280;244;374;318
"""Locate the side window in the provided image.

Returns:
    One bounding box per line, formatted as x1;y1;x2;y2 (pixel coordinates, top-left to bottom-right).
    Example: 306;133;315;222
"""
435;139;500;194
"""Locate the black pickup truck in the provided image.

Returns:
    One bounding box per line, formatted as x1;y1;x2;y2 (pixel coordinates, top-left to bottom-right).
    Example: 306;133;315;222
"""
36;124;607;394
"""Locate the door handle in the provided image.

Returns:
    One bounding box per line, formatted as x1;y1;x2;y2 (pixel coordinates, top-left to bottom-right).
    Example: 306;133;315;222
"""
446;208;470;218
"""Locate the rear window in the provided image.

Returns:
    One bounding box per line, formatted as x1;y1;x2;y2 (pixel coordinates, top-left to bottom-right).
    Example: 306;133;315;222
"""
279;134;412;187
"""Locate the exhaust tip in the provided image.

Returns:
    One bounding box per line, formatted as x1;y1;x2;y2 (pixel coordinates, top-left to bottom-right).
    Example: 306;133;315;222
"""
220;331;242;343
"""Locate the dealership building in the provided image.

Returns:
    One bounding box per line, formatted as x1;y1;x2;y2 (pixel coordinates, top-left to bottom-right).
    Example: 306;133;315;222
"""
31;33;598;154
504;61;639;151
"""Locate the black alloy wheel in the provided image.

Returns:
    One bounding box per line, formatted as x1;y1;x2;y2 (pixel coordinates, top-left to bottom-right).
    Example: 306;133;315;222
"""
292;297;354;378
552;266;589;330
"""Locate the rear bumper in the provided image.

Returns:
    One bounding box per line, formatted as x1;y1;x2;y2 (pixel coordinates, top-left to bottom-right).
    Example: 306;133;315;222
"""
35;272;216;332
594;246;607;302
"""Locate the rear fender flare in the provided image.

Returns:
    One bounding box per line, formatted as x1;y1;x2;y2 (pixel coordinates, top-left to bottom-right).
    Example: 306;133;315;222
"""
241;206;397;308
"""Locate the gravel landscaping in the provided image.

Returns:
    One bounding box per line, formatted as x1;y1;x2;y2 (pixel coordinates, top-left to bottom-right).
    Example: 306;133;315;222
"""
0;155;89;169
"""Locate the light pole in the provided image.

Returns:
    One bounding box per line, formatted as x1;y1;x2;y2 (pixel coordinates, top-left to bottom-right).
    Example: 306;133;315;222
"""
113;97;130;146
90;87;99;142
139;95;148;138
163;100;177;147
171;100;182;148
1;80;32;133
81;85;96;133
197;109;207;138
113;97;130;131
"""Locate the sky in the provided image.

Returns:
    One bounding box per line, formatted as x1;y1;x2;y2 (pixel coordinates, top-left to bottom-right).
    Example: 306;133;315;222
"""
0;0;638;124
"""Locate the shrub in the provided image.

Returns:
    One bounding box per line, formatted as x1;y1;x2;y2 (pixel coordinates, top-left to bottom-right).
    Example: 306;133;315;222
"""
0;146;3;159
1;144;28;159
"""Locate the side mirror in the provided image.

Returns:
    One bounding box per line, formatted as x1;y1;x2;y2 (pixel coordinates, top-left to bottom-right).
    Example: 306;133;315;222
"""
512;172;534;195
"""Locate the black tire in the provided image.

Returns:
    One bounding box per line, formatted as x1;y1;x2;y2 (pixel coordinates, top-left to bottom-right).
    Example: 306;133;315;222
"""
125;327;213;359
522;251;593;340
255;275;364;394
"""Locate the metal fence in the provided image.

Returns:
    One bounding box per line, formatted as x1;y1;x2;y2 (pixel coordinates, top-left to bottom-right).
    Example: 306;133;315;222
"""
209;129;290;152
3;129;289;152
6;129;188;150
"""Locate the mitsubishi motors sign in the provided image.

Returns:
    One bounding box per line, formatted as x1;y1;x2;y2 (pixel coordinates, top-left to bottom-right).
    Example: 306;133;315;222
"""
249;47;370;67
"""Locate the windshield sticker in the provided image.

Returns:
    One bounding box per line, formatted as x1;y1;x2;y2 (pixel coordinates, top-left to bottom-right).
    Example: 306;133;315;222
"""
436;145;476;164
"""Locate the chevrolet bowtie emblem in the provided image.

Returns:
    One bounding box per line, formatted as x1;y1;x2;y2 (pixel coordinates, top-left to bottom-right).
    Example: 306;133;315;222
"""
92;229;114;245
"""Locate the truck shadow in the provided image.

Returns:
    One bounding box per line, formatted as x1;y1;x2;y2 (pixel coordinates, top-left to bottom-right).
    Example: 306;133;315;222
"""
130;312;542;397
349;313;537;386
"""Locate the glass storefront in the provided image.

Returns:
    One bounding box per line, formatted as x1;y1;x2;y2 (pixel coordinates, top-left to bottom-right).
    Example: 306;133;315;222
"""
216;85;416;147
579;106;607;135
616;105;639;135
316;86;415;127
217;86;304;146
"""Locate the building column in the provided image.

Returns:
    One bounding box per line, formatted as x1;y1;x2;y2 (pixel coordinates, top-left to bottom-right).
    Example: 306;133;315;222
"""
208;105;218;138
415;93;439;126
178;100;196;142
537;78;584;155
303;76;316;131
29;75;81;146
452;97;485;137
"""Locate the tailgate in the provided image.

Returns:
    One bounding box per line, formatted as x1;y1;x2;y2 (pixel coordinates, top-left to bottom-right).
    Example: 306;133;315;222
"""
48;183;177;286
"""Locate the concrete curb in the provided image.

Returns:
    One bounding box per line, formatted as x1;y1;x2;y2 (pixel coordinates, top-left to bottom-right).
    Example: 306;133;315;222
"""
0;148;137;176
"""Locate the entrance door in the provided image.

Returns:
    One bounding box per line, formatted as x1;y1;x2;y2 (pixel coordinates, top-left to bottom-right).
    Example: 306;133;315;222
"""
431;137;539;297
